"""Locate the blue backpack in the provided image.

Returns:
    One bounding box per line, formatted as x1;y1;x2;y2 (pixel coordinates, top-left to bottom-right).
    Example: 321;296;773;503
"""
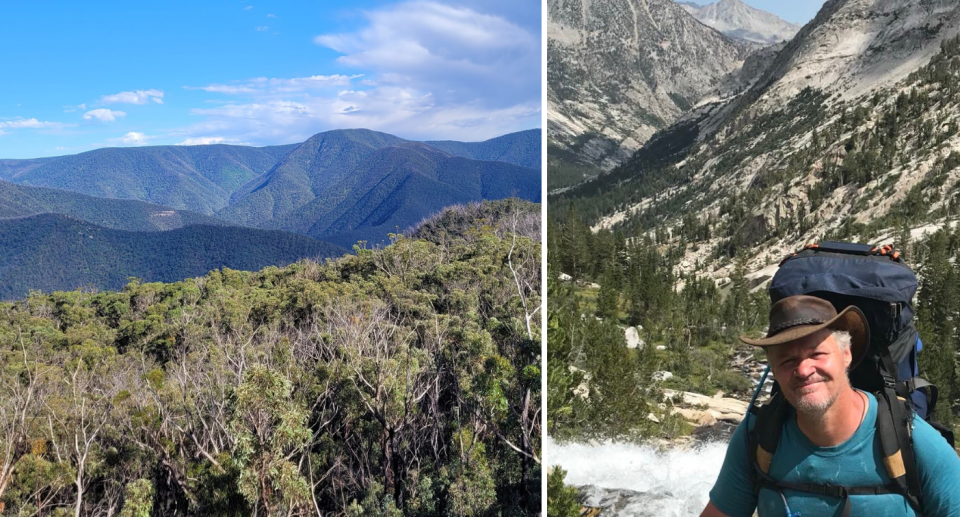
747;241;954;516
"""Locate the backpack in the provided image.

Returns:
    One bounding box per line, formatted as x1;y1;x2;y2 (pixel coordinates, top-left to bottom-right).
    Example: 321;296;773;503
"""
746;241;955;517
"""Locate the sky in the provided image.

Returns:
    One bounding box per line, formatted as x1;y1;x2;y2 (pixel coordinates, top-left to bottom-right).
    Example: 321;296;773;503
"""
686;0;828;25
0;0;541;158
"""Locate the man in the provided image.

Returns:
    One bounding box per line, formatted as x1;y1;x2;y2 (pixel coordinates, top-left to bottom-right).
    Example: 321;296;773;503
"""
701;295;960;517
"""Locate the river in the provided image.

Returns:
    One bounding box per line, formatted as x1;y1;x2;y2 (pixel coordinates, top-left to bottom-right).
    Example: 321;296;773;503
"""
546;436;730;516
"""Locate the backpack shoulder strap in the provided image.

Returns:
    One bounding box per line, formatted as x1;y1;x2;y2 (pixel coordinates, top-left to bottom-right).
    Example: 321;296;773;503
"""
748;386;789;488
874;389;924;514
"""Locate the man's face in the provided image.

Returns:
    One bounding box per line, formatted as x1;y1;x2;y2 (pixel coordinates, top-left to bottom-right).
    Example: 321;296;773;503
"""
767;328;853;415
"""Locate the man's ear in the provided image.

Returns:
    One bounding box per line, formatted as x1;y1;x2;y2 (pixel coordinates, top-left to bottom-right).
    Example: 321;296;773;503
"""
843;342;853;369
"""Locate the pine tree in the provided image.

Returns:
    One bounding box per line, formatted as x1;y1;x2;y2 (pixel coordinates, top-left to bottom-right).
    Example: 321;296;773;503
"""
723;253;750;334
596;264;620;320
916;230;960;428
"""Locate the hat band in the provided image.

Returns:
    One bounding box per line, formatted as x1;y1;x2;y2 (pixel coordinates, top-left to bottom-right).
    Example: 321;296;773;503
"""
769;317;827;336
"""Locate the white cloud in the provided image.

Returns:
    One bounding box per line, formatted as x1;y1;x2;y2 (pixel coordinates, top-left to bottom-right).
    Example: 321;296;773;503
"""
184;74;361;96
256;26;269;31
122;132;148;144
0;130;8;137
245;5;253;10
313;1;539;108
175;136;250;146
100;89;165;105
83;108;127;122
178;85;539;144
63;102;87;113
169;2;540;145
103;132;156;146
0;118;68;129
267;13;276;18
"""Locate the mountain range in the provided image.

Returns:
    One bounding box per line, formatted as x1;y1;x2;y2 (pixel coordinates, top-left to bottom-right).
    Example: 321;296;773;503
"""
679;0;800;45
553;0;960;284
0;128;541;298
547;0;757;183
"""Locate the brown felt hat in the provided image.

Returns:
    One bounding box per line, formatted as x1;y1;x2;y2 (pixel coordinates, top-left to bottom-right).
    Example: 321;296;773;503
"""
740;295;870;368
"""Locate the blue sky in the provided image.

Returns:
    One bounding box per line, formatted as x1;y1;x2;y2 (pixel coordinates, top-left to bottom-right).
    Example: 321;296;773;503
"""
0;0;541;158
687;0;827;25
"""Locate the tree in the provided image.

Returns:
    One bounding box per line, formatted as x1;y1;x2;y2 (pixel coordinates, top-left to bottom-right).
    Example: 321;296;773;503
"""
230;365;312;515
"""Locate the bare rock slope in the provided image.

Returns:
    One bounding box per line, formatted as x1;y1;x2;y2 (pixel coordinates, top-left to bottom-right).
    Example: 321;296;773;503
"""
548;0;756;171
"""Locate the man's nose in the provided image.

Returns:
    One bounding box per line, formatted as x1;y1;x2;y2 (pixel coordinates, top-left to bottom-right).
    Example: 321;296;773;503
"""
795;357;817;378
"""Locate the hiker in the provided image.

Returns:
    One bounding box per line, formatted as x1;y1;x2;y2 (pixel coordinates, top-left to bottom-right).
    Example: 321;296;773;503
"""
700;295;960;517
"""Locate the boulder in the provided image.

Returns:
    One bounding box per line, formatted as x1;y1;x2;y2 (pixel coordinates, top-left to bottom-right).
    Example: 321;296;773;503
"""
652;371;674;382
663;389;749;424
624;326;643;349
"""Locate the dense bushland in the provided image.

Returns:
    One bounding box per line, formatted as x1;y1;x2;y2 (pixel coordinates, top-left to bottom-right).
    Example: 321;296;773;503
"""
0;217;541;516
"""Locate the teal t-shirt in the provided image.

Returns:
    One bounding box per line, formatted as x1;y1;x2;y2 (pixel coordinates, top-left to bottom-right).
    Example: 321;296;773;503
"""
709;391;960;517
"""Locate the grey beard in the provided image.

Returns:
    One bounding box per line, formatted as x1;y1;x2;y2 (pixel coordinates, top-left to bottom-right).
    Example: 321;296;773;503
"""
792;388;841;416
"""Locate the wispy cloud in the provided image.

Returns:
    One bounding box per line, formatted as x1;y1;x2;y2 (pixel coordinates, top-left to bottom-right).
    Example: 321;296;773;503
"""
256;26;269;32
100;89;165;105
172;2;540;145
185;74;361;95
267;13;276;18
83;108;127;122
180;85;538;144
245;5;253;10
313;1;539;108
0;118;70;129
176;136;250;146
104;132;157;146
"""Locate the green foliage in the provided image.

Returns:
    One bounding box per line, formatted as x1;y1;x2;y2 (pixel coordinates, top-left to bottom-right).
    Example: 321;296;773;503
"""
915;229;960;432
0;213;347;300
547;467;581;517
0;215;542;515
548;210;768;442
410;198;540;245
119;479;155;517
230;365;312;514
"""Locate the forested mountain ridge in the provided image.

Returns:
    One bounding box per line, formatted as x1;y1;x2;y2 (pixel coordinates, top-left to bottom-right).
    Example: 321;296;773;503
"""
217;129;541;246
0;179;232;231
0;144;298;214
0;129;541;232
0;206;541;516
270;144;541;248
0;214;345;300
426;129;542;169
218;129;408;227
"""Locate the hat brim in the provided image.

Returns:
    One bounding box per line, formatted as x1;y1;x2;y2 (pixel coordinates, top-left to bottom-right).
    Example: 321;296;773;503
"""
740;305;870;368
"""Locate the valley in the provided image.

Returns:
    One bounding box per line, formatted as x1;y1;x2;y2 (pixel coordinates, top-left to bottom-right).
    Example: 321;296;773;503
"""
0;128;541;299
548;0;960;513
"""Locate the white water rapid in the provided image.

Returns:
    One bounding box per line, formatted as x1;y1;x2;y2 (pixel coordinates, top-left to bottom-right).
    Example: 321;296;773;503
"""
547;436;730;516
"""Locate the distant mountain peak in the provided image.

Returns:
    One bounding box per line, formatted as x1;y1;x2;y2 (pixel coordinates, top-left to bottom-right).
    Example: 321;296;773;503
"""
548;0;755;171
680;0;801;45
